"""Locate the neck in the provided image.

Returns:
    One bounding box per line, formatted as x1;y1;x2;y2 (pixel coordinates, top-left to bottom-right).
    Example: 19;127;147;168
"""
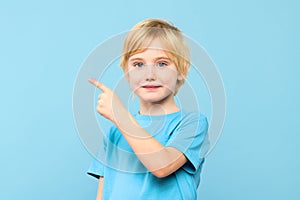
139;97;180;116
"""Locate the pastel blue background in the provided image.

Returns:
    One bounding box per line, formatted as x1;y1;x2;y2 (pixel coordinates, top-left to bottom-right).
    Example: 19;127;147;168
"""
1;0;299;199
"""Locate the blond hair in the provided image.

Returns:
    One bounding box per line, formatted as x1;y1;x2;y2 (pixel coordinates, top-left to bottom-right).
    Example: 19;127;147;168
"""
119;18;190;94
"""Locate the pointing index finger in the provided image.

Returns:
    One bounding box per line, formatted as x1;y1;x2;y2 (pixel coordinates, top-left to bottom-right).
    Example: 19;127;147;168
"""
88;78;109;92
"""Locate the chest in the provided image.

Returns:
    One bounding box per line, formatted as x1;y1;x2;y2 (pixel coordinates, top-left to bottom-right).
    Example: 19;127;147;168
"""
110;118;180;152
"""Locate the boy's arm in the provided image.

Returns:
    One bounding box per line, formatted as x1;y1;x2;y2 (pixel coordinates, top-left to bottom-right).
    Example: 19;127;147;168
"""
89;79;187;178
96;177;104;200
115;111;188;178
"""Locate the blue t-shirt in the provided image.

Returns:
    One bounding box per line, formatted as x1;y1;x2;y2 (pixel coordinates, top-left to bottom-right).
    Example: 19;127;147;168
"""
87;110;208;200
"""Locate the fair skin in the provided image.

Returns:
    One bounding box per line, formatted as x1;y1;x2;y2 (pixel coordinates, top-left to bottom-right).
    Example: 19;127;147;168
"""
90;38;187;199
96;177;104;200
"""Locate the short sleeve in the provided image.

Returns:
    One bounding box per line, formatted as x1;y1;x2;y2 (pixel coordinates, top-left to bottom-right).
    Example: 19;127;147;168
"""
87;132;107;179
87;157;105;179
166;113;208;174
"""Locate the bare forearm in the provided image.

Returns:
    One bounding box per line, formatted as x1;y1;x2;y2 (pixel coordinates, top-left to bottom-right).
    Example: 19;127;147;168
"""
114;110;186;177
96;177;104;200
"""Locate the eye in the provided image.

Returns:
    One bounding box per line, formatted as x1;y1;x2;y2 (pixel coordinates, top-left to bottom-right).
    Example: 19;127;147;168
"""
156;61;168;67
133;62;144;68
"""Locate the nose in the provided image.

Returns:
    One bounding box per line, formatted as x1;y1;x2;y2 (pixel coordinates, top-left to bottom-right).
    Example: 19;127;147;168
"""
145;64;156;81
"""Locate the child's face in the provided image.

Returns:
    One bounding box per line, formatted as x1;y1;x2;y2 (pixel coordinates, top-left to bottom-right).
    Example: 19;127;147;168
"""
126;38;183;104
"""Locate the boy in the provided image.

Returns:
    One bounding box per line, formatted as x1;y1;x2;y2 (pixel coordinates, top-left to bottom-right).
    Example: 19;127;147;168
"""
87;18;208;200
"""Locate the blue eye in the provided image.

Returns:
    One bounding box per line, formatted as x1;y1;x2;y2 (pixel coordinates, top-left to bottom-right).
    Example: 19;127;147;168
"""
134;62;144;68
157;62;168;67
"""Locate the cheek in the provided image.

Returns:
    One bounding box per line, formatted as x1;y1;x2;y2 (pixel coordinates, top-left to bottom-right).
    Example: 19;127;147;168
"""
127;71;142;89
158;70;178;85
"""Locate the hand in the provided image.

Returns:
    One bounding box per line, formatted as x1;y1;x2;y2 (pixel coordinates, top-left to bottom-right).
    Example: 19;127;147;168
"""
88;78;126;124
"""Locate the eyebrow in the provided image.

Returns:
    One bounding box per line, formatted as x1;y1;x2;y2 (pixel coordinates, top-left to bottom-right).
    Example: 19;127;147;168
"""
128;56;171;62
153;56;171;62
128;58;144;62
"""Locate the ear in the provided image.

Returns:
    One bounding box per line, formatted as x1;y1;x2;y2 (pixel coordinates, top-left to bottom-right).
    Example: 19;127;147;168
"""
177;74;184;81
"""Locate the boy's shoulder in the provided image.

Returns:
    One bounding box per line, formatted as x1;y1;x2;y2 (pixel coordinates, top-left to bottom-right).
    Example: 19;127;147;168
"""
179;111;207;123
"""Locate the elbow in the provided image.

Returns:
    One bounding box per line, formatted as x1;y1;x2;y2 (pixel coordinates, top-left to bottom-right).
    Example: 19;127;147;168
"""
151;169;171;178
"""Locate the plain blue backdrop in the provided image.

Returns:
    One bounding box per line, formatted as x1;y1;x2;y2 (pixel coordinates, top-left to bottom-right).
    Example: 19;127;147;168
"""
1;0;299;199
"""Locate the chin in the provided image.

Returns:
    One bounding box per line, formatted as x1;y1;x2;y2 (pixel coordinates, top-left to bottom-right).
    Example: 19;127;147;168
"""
135;90;174;104
140;98;161;103
140;95;172;104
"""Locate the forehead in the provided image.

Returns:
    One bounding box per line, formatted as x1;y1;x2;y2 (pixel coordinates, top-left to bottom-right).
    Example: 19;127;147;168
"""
129;38;172;60
129;49;170;61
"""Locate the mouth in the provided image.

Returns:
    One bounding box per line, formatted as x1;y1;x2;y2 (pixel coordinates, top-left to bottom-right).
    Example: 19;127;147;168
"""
141;85;162;90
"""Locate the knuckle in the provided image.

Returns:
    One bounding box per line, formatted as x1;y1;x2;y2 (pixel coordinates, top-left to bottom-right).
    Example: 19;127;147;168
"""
98;93;104;99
